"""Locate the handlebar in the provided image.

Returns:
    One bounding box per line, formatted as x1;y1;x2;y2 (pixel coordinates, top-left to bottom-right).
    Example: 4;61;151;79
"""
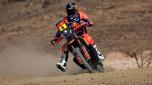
73;22;85;30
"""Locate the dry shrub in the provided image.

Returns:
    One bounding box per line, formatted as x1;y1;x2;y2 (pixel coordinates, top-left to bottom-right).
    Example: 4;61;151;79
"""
129;50;152;68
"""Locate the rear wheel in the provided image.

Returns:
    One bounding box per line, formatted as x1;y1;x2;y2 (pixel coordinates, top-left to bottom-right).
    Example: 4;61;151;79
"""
75;47;94;73
97;61;105;72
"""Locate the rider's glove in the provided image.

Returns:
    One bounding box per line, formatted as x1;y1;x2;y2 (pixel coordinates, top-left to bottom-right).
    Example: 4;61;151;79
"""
80;20;93;27
80;21;89;26
51;39;57;46
51;37;62;46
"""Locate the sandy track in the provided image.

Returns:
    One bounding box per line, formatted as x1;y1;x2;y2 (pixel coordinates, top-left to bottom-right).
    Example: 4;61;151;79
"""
0;68;152;85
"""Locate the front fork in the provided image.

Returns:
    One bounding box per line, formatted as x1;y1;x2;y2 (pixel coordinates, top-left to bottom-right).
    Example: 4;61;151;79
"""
71;46;83;64
80;46;91;60
76;39;91;60
71;45;90;65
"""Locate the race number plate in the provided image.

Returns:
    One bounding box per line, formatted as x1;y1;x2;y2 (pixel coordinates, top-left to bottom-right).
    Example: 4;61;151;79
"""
57;21;67;32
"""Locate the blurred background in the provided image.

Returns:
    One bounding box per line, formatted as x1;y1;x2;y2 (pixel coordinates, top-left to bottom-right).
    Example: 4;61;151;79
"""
0;0;152;76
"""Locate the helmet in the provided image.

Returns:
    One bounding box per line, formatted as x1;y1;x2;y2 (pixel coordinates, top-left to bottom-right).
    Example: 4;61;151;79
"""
66;2;78;16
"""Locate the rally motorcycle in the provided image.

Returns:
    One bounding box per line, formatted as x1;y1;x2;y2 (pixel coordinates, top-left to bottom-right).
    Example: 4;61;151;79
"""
51;20;104;73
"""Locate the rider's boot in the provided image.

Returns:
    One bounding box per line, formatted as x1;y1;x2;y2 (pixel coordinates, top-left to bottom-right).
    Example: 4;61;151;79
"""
92;44;105;72
92;44;104;62
56;52;68;72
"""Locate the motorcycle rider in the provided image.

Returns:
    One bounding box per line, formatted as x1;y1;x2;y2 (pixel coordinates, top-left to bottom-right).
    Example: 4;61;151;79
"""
51;2;104;72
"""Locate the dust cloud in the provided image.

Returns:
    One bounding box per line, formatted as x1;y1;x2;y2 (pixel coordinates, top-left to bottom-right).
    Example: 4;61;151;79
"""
0;42;82;77
0;44;55;76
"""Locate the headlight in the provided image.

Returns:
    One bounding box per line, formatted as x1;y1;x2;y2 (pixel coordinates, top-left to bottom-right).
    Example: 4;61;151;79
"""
62;29;74;39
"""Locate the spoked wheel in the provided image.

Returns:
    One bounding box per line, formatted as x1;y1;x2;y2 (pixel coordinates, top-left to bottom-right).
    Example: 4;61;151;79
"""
96;61;105;73
75;47;94;73
89;46;105;73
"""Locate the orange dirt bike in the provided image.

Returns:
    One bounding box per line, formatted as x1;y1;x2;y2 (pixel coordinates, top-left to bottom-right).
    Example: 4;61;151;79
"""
51;21;104;73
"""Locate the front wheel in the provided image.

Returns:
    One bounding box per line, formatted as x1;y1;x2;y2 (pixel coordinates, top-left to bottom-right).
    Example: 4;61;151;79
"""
75;47;94;73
